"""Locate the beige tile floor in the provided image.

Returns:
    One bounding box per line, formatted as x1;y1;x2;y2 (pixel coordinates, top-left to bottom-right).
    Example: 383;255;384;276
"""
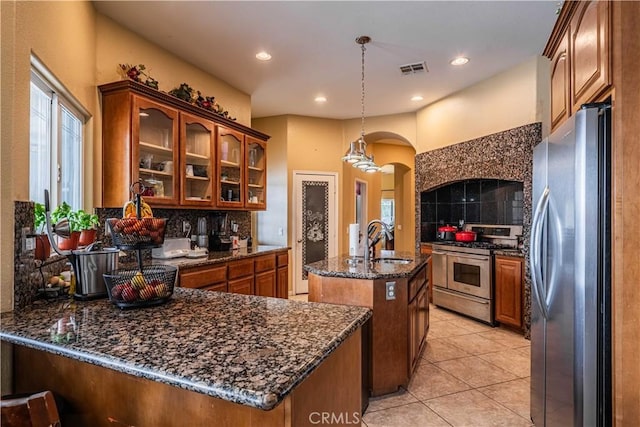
363;304;532;427
291;293;532;426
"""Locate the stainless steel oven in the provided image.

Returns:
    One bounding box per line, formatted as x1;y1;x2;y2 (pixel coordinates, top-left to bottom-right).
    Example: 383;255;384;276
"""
432;246;494;324
431;224;522;325
447;253;491;299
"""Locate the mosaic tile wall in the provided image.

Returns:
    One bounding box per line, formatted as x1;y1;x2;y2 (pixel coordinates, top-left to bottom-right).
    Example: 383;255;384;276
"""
415;122;542;338
13;201;68;309
13;201;251;309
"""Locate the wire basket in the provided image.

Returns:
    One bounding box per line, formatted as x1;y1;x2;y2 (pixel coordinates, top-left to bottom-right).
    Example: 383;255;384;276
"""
106;218;167;250
103;265;177;309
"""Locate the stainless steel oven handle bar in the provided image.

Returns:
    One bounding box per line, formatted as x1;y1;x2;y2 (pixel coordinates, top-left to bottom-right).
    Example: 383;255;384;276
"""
530;187;550;320
450;254;490;262
437;289;490;304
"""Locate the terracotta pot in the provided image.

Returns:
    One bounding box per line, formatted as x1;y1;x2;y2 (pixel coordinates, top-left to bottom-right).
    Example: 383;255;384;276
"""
57;231;81;250
34;234;51;260
78;229;97;247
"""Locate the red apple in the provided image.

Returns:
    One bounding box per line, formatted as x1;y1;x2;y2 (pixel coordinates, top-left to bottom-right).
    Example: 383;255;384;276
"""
111;284;124;300
121;284;138;302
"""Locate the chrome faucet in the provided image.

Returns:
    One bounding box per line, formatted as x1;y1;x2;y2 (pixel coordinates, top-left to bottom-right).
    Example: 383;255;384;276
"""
363;219;393;265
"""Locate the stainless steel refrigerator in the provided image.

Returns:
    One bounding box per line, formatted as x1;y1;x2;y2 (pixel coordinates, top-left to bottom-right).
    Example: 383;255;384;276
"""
530;103;611;426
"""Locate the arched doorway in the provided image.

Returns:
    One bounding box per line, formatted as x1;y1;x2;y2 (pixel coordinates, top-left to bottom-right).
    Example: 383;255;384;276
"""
341;132;416;254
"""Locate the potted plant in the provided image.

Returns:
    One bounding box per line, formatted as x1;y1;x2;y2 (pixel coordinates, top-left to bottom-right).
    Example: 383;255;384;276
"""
75;210;99;247
33;202;51;260
51;202;80;250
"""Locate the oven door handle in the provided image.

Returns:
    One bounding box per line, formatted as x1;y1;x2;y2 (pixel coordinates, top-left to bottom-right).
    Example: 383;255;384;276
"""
449;254;490;262
530;187;550;320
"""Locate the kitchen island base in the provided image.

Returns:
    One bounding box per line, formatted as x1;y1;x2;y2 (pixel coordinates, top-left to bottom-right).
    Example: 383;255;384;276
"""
11;329;362;427
308;258;429;397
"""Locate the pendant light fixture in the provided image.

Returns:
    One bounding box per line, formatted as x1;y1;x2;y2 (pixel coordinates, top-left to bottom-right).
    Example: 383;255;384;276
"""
341;36;380;173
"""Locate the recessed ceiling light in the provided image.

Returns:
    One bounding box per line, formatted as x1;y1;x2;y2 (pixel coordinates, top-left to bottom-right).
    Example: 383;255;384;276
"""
450;56;469;66
315;96;327;103
411;95;424;102
256;51;272;61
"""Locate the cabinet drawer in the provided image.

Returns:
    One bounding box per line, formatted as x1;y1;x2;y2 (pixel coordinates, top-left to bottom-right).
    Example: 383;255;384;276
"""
229;276;254;295
201;282;228;293
255;254;276;273
228;258;254;279
180;265;227;289
277;251;289;267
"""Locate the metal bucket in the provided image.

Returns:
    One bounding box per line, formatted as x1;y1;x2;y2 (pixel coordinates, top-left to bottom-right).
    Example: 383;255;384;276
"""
70;248;119;300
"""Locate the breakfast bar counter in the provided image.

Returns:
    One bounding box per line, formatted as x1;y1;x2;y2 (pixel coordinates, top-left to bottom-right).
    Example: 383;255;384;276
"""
1;288;371;426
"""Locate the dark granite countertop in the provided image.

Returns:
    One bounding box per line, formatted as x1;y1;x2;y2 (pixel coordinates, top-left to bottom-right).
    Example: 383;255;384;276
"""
493;248;525;257
153;245;289;270
304;250;428;280
0;288;370;410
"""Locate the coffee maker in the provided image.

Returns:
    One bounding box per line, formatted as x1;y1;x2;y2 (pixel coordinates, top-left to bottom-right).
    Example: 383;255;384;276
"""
209;212;232;251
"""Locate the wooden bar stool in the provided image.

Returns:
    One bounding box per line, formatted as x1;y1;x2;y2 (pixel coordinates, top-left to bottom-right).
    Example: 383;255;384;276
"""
1;390;61;427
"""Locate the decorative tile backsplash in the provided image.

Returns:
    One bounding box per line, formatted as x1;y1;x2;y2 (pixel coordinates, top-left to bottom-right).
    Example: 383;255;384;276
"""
415;122;541;339
13;201;252;310
420;179;524;241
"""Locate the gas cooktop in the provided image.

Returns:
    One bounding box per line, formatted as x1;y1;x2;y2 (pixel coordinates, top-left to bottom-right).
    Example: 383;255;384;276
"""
432;241;517;255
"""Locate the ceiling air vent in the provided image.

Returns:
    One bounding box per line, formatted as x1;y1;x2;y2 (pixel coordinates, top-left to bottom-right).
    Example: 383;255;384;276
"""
399;62;428;76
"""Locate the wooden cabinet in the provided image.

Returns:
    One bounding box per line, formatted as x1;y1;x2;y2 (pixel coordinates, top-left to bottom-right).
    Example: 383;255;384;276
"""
131;96;180;205
216;126;245;208
255;271;276;297
99;80;269;210
494;255;523;329
408;265;428;373
177;250;289;299
228;258;254;280
570;0;610;113
179;264;227;291
420;244;433;302
228;276;254;295
180;112;215;207
276;251;289;298
245;137;267;210
254;254;277;297
309;261;429;396
550;32;570;130
544;0;611;131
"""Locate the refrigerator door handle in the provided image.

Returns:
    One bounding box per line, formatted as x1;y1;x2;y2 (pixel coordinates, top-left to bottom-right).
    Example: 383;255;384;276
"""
530;187;550;320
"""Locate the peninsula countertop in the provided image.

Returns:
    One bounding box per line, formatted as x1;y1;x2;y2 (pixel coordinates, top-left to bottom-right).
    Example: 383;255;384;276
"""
0;288;370;411
304;250;428;280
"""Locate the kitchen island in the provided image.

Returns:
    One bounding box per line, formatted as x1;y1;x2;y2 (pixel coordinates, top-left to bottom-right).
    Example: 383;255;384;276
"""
305;251;429;396
0;288;370;426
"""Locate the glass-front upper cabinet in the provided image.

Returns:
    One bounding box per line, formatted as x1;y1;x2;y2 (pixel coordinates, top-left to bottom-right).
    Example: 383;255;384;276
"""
132;96;179;205
216;126;244;208
180;113;215;206
245;137;267;210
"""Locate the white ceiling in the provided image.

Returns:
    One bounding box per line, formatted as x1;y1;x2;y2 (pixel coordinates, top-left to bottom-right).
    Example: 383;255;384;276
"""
93;1;559;120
